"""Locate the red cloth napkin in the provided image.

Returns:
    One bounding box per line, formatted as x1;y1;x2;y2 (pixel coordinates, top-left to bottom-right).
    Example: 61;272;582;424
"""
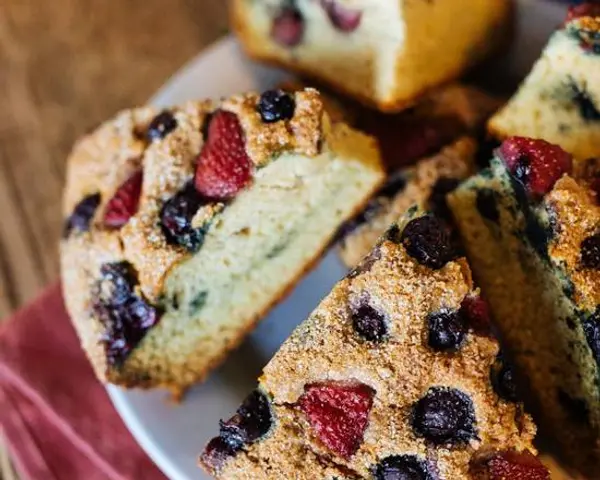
0;283;166;480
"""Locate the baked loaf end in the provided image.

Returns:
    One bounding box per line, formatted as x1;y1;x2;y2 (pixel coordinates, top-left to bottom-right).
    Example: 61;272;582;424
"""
60;88;384;397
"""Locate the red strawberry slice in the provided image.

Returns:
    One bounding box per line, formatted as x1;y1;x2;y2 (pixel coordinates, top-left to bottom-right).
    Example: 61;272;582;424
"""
104;170;143;228
461;294;492;337
194;110;252;200
565;2;600;24
271;7;305;47
498;137;573;199
298;381;374;459
481;450;550;480
320;0;362;32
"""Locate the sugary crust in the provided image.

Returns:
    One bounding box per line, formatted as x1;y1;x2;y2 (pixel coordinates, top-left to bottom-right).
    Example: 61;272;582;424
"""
60;88;383;394
339;137;477;267
203;211;538;478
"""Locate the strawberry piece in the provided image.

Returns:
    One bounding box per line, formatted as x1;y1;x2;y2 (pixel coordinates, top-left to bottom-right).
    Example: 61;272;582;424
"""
320;0;362;32
481;450;550;480
461;294;492;336
298;381;374;458
104;170;143;228
194;110;252;200
498;137;573;199
271;7;305;47
565;2;600;24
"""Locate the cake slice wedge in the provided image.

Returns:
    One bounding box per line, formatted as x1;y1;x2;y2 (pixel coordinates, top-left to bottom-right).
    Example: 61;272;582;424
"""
60;88;384;397
488;2;600;160
200;208;545;479
448;136;600;476
231;0;511;111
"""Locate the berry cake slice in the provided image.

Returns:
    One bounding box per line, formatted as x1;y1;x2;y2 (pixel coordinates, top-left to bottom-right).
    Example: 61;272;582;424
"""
200;208;546;479
488;2;600;160
448;137;600;476
231;0;511;112
60;88;384;397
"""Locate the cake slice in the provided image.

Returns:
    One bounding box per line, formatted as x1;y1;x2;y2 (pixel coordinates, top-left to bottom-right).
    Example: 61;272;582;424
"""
231;0;511;111
448;136;600;476
488;2;600;160
200;208;546;479
60;88;384;397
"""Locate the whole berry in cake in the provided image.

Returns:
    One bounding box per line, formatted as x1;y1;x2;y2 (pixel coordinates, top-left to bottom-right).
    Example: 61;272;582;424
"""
412;387;477;445
476;188;500;223
399;215;458;270
460;294;492;336
219;390;273;449
580;232;600;269
257;89;296;123
298;381;375;458
63;192;101;237
195;110;253;200
427;309;467;352
371;455;434;480
472;450;550;480
146;111;178;142
103;170;143;228
320;0;362;33
200;437;239;475
271;6;304;47
93;262;161;365
497;137;573;199
490;354;518;402
160;183;209;252
350;298;388;342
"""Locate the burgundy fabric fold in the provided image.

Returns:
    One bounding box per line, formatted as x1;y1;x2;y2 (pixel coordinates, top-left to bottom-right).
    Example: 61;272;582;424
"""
0;283;165;479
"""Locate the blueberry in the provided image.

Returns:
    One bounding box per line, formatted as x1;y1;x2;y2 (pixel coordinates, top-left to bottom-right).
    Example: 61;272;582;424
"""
580;232;600;269
146;111;178;141
351;299;388;342
583;308;600;366
427;309;466;352
160;183;209;252
63;193;101;237
399;216;459;269
219;390;273;449
570;82;600;122
428;177;461;220
476;189;500;223
98;262;136;305
371;455;434;480
412;387;477;445
200;436;239;475
490;354;518;402
257;89;296;123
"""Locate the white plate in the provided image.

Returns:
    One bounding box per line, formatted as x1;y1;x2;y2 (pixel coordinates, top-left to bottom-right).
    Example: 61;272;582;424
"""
108;2;567;478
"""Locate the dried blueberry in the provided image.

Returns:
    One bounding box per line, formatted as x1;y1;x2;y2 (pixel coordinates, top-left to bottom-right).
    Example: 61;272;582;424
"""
583;308;600;366
200;436;239;475
428;177;461;220
570;82;600;121
476;189;500;223
400;216;459;269
160;183;209;252
350;299;387;342
271;6;304;47
427;309;466;352
257;89;296;123
580;232;600;269
412;387;477;445
372;455;434;480
490;355;518;402
146;111;178;141
219;390;273;450
63;193;101;237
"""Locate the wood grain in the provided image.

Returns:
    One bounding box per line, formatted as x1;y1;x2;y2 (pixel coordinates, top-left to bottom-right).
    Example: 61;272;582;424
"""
0;0;228;476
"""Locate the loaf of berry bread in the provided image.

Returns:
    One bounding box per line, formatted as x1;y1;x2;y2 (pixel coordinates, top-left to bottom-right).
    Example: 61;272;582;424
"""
488;2;600;160
60;88;384;397
448;137;600;476
200;208;547;479
231;0;511;112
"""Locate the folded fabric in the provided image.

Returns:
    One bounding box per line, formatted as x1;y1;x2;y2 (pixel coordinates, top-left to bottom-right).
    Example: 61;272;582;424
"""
0;283;165;480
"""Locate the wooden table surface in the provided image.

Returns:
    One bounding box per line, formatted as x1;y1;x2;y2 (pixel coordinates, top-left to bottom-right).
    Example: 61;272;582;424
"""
0;1;228;477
